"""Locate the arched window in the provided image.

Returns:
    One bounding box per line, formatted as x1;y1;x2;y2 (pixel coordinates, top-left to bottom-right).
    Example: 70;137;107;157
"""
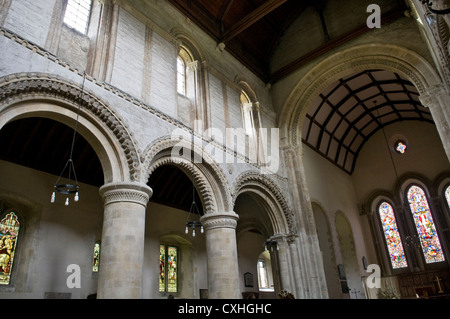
159;245;178;293
240;90;254;137
445;185;450;209
177;46;193;96
92;241;100;273
240;86;263;164
256;251;274;291
63;0;93;34
378;202;408;269
257;259;269;289
407;185;445;264
0;212;20;285
177;56;186;95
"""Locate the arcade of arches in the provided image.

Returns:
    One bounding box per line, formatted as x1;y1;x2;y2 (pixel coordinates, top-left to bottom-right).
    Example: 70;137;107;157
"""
0;0;449;299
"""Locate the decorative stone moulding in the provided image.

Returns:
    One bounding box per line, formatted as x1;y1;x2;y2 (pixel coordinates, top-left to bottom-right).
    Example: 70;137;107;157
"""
233;171;296;235
0;72;142;182
200;211;239;231
99;182;153;207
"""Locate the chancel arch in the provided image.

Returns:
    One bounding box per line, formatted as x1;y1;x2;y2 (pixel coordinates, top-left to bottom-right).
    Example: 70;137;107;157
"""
279;43;447;156
278;43;449;299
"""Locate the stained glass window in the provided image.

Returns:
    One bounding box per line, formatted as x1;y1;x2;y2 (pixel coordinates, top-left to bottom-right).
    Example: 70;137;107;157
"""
92;242;100;272
407;185;445;264
159;245;178;293
177;46;193;96
159;245;166;292
167;246;178;292
0;212;20;285
378;202;408;269
445;185;450;210
395;141;407;154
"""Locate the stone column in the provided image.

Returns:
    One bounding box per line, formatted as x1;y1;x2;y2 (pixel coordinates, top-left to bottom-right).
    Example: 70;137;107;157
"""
281;145;329;298
200;211;240;299
97;182;153;299
271;235;292;296
419;86;450;161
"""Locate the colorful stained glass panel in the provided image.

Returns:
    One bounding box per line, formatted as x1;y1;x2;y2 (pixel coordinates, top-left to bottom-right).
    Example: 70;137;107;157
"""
395;141;407;154
167;246;178;293
445;185;450;209
0;212;20;285
92;242;100;272
159;245;166;292
378;202;408;269
407;186;445;264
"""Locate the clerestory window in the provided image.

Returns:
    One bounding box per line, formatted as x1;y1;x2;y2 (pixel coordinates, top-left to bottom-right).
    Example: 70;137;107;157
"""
63;0;93;34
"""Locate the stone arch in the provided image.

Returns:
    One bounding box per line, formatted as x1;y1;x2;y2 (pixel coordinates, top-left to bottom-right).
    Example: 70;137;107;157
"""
0;72;141;183
235;75;258;103
171;27;207;63
232;171;295;235
143;136;232;213
279;43;443;148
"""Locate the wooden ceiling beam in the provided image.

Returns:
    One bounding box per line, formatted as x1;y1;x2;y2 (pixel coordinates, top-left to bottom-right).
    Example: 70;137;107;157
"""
269;6;404;83
263;2;308;62
220;0;288;43
217;0;234;32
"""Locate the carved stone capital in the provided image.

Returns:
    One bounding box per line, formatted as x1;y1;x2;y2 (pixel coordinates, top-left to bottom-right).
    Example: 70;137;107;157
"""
419;84;447;107
200;211;239;231
99;182;153;207
286;233;299;244
187;60;200;72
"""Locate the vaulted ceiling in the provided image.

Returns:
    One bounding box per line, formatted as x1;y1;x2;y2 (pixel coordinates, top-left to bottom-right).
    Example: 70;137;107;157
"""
166;0;406;83
302;70;433;173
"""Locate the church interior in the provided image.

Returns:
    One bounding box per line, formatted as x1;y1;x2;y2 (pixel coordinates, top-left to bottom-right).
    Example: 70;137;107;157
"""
0;0;449;299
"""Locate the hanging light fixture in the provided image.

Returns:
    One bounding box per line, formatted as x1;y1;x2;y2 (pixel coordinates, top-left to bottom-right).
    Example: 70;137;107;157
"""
184;192;203;237
184;132;203;237
50;73;86;206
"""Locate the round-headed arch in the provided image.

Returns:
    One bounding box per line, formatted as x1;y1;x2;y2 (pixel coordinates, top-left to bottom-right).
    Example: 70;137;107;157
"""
143;136;232;214
279;43;443;149
0;72;141;183
233;171;295;235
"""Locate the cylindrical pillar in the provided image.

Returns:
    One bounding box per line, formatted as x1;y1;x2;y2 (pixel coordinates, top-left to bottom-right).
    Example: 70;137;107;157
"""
97;182;153;299
200;211;240;299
